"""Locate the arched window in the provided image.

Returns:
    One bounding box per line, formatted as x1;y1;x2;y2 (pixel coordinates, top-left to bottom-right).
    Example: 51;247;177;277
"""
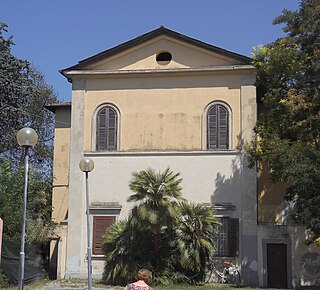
96;106;118;151
207;104;229;150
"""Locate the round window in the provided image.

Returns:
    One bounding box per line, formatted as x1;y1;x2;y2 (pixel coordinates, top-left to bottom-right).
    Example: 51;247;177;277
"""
156;52;172;65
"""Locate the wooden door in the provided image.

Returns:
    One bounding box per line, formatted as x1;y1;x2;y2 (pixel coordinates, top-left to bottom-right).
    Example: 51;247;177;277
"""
267;243;288;288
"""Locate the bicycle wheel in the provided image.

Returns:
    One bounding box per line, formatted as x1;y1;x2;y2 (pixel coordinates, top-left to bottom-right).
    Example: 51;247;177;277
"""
226;269;241;285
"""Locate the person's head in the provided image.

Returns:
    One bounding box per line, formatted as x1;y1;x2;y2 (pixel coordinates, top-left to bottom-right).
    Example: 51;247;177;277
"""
136;268;152;284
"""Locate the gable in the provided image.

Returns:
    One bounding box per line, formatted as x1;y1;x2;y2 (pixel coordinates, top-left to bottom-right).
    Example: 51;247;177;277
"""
61;26;252;75
88;36;245;70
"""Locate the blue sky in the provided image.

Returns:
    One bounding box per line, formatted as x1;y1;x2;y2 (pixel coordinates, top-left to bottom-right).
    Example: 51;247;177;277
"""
2;0;300;101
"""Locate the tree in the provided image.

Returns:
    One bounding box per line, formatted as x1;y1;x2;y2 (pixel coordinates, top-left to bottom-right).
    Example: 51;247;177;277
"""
246;0;320;244
103;168;218;285
0;23;57;243
0;22;57;170
177;202;218;283
128;167;184;251
103;220;154;285
0;158;52;243
128;167;185;278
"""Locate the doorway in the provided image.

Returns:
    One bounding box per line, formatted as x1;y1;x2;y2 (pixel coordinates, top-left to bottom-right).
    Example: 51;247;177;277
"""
267;243;287;288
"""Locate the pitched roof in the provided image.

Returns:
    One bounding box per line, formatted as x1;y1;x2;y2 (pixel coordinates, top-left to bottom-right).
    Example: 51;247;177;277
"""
60;26;252;76
45;102;71;113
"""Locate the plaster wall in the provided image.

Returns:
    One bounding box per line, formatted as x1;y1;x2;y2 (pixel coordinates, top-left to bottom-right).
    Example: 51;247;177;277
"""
51;114;71;279
239;75;258;285
52;128;70;187
65;79;86;278
83;72;248;152
86;152;242;219
52;127;70;223
258;164;291;224
52;187;68;223
72;151;257;280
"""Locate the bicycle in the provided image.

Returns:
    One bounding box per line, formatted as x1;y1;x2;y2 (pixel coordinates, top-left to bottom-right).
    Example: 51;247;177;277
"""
206;259;241;285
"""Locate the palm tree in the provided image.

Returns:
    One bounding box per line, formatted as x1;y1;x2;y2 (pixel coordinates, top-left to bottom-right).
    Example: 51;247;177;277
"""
102;220;153;285
128;167;185;271
102;168;218;285
128;167;184;231
177;202;219;283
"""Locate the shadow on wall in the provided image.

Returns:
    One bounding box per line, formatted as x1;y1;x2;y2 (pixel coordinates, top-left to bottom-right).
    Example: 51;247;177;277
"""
257;163;290;225
209;156;259;285
301;252;320;287
210;159;241;205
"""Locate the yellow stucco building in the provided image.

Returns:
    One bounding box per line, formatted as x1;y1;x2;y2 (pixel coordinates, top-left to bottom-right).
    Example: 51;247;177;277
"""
47;27;320;288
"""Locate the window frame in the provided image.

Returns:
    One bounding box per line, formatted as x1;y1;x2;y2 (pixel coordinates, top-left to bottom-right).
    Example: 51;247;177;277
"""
203;101;232;150
213;216;239;257
92;104;120;151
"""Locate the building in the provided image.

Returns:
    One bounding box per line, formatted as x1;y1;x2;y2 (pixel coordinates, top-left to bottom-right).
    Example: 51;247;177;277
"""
47;27;320;288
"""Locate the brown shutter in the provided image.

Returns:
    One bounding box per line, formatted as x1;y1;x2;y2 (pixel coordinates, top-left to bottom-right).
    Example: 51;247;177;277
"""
208;105;218;149
107;109;117;150
207;104;229;150
96;106;118;151
96;108;107;151
93;216;116;255
228;218;239;257
218;106;229;149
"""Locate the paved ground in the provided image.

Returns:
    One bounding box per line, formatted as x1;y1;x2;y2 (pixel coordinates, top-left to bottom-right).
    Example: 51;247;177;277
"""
43;280;121;290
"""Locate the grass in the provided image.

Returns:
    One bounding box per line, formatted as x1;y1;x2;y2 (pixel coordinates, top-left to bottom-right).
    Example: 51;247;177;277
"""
0;279;46;290
93;282;261;290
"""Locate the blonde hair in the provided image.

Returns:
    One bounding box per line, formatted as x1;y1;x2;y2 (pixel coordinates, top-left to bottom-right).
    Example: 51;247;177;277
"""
136;268;152;284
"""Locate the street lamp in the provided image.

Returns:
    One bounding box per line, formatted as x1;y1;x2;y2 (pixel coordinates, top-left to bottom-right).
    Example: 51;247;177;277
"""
16;127;38;290
79;158;94;290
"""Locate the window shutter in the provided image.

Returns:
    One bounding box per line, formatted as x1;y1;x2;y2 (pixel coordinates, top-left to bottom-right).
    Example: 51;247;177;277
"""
93;216;116;255
218;106;228;149
208;105;218;149
228;218;239;257
107;109;117;150
96;106;118;151
96;109;106;151
207;104;229;150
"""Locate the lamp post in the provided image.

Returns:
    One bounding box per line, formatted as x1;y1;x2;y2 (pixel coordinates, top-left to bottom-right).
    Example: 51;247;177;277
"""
16;127;38;290
79;158;94;290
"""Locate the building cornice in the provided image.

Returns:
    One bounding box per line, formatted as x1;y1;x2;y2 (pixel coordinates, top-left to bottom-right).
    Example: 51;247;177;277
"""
63;65;256;79
84;150;242;158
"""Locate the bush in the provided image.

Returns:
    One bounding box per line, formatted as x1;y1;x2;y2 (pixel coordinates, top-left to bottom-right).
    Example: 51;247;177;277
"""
0;268;10;288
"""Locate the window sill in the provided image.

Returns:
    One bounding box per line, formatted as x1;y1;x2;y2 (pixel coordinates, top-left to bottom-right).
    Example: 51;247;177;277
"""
92;255;104;260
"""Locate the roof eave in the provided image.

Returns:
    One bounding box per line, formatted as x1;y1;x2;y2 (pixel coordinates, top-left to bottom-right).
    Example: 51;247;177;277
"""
45;102;72;113
62;65;256;79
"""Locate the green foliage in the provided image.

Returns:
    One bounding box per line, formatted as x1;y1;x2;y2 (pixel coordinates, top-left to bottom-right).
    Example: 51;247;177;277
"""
177;202;218;283
128;168;184;241
247;0;320;243
0;23;57;170
102;168;219;285
103;220;156;285
0;268;10;288
0;156;53;243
